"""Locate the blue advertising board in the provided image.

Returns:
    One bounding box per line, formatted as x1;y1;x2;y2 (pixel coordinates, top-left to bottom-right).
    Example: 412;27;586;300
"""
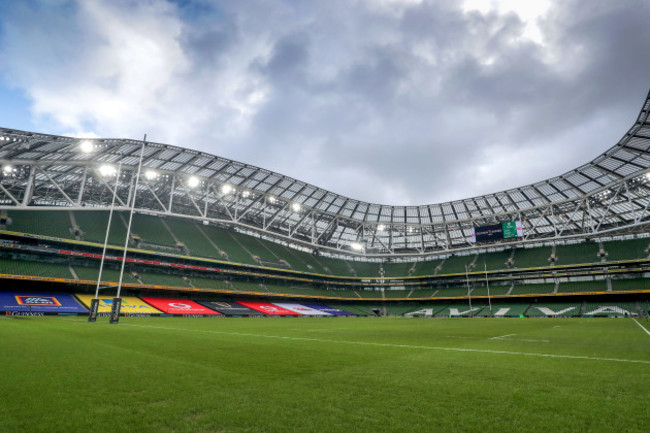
0;292;88;313
302;304;356;316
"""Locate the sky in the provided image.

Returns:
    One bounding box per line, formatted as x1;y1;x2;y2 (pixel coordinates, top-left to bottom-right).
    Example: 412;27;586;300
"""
1;0;649;206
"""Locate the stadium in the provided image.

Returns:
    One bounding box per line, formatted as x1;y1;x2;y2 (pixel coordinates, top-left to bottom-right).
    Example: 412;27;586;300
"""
1;91;650;431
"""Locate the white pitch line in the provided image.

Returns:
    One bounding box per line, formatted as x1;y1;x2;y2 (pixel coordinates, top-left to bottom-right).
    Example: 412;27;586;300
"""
489;333;516;340
109;322;650;365
632;318;650;337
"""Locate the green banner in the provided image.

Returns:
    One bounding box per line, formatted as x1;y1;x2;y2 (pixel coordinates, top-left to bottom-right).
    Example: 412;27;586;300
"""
502;221;518;238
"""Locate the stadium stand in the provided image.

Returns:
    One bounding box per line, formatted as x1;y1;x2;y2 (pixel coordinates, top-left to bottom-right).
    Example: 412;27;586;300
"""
130;214;179;251
435;303;487;317
526;303;582;317
0;256;73;279
473;303;530;317
6;209;75;240
383;261;414;277
582;302;639;317
3;91;650;309
381;289;413;298
187;276;233;291
475;249;513;271
197;225;253;264
557;280;607;293
511;246;552;268
347;261;380;278
554;242;600;265
410;258;443;276
602;237;650;261
74;210;128;245
438;254;474;274
509;283;556;295
139;272;193;287
611;278;650;291
468;284;512;296
72;265;140;284
433;286;473;297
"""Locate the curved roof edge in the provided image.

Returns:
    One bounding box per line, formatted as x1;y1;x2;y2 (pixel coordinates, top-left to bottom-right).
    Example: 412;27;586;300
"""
1;90;650;256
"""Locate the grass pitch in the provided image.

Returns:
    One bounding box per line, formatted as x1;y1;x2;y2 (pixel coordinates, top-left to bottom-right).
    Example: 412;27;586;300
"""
1;316;649;432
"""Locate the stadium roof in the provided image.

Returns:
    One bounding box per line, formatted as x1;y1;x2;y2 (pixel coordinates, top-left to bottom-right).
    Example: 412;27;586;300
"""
2;91;650;258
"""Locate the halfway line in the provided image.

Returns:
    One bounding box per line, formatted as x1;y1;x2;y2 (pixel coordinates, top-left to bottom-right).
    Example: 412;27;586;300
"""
110;322;650;365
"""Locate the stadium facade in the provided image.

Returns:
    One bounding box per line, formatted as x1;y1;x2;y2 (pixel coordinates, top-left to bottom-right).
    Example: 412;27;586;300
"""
0;92;649;317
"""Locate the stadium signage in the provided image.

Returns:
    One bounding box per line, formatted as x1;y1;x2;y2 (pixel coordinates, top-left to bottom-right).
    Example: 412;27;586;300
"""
302;304;356;316
8;311;44;316
75;295;163;314
238;302;301;315
0;292;87;313
141;298;221;315
272;303;332;316
471;221;523;243
197;301;262;316
15;296;61;306
532;307;577;316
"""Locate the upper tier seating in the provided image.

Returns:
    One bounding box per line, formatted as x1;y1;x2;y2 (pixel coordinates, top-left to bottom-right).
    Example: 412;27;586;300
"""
602;238;650;261
0;256;73;279
554;242;600;265
511;246;552;268
6;209;75;239
2;209;650;285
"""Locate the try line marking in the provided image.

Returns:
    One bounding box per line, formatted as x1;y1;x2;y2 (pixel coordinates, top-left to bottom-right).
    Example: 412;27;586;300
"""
80;320;650;365
632;318;650;337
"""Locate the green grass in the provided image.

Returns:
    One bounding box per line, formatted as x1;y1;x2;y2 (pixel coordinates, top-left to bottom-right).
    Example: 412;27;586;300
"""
1;317;649;432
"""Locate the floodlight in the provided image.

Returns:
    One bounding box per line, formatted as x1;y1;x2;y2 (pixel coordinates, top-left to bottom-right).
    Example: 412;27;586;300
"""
242;190;251;198
292;203;301;212
2;165;14;174
645;172;650;181
99;164;116;177
187;176;200;188
144;169;158;180
351;242;364;251
80;140;94;153
268;196;276;203
377;224;385;231
221;184;233;194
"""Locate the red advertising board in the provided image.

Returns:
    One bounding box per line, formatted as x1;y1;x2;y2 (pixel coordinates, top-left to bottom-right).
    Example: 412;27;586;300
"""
141;298;221;315
237;301;301;316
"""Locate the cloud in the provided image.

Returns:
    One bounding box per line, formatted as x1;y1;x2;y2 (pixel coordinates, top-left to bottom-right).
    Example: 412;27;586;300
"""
1;0;649;206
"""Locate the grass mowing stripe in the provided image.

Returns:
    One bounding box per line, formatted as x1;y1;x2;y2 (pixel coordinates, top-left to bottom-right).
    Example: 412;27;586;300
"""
632;318;650;337
100;321;650;365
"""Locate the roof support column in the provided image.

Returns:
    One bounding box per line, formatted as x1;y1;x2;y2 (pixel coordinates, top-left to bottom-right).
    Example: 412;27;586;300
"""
21;165;36;206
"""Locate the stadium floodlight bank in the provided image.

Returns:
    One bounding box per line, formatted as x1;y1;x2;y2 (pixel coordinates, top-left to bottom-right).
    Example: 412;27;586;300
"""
1;92;650;264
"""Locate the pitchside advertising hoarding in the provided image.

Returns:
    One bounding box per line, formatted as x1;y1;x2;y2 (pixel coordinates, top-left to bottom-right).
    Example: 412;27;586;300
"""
197;301;263;316
141;298;221;315
0;292;87;313
471;220;523;243
301;304;356;316
272;302;332;316
75;294;163;314
237;301;301;315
